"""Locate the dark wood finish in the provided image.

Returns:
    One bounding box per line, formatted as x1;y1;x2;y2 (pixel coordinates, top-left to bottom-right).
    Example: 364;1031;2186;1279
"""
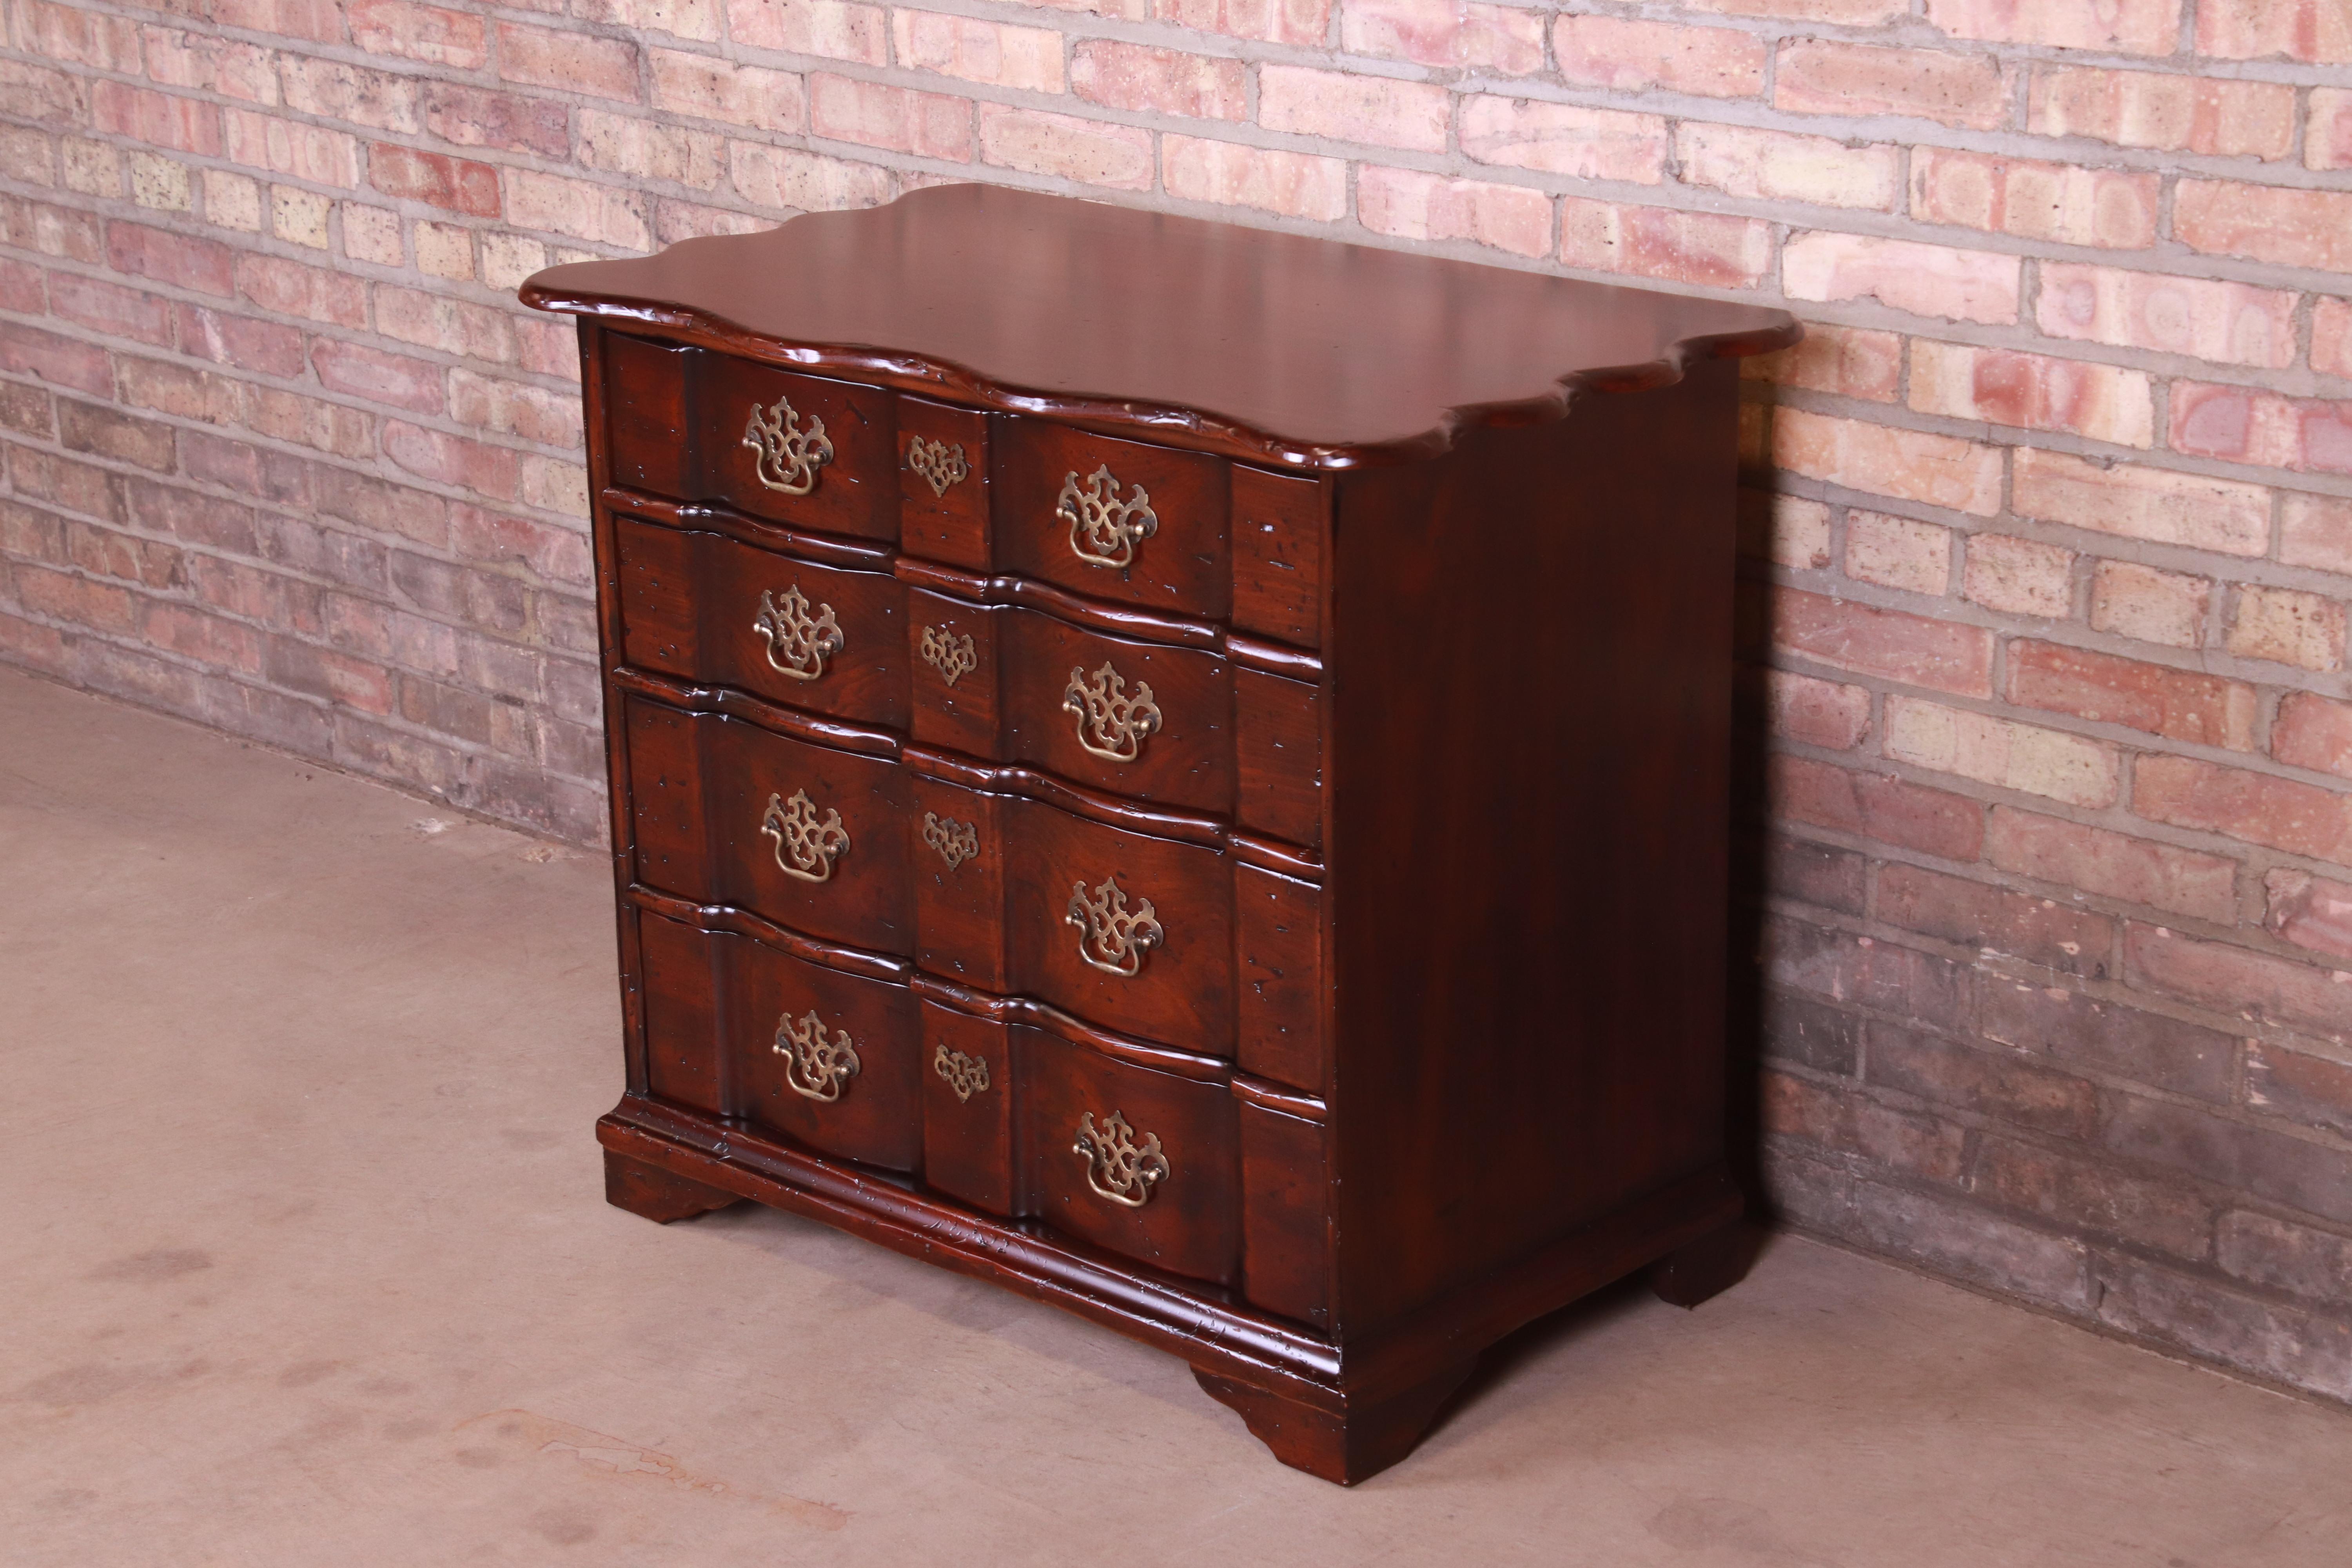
529;187;1793;1485
523;183;1798;467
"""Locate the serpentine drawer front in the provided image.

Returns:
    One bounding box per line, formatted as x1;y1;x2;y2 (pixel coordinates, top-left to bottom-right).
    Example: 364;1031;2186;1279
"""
523;183;1798;1486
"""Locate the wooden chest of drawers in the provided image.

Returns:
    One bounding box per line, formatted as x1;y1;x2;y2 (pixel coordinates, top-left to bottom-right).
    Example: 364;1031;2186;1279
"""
522;185;1797;1484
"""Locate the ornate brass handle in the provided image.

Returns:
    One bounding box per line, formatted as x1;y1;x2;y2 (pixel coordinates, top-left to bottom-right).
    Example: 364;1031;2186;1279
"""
1058;464;1156;569
760;789;848;883
753;584;843;681
743;394;832;495
775;1008;859;1102
919;625;977;687
1062;661;1161;763
933;1043;989;1102
907;436;968;497
1066;874;1163;978
1073;1109;1168;1208
922;811;978;871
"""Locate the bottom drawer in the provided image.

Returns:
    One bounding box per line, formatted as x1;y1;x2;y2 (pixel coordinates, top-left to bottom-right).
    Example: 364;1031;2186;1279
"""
638;911;922;1172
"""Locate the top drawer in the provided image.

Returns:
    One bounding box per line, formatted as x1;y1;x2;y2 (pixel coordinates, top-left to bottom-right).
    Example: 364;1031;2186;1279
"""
993;421;1229;618
604;333;897;541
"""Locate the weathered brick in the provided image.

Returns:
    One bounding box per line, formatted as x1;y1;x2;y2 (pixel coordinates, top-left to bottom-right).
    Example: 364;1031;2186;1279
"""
1759;989;1863;1074
2266;867;2352;962
1737;490;1831;570
310;339;444;415
1843;510;1949;595
731;144;892;213
58;402;174;472
1777;40;2009;129
2310;89;2352;172
421;84;571;158
1678;124;1899;212
1742;323;1900;402
1751;666;1873;750
1989;808;2238;925
2228;586;2346;672
177;303;306;377
223;107;360;186
893;13;1064;92
2197;0;2352;63
18;0;143;71
1886;695;2120;809
809;74;974;160
2095;557;2203;646
92;82;221;156
1684;0;1902;18
1964;534;2074;619
2172;382;2352;479
1774;410;2004;517
1070;42;1245;120
1969;1132;2213;1256
496;24;640;102
1926;0;2178;55
2216;1210;2352;1304
1980;980;2237;1101
1767;753;1985;860
1552;15;1763;97
2274;692;2352;782
1153;0;1331;47
2104;1089;2352;1227
1911;148;2158;250
731;0;888;60
2316;301;2352;383
577;110;723;188
1764;915;1977;1031
1557;199;1771;288
276;56;419;135
2029;66;2297;160
1161;137;1346;221
368;143;502;217
0;322;111;397
347;0;487;68
106;221;233;296
1765;1070;1968;1182
2035;264;2297;370
1360;168;1550;259
1878;862;2113;975
2135;755;2352;866
2005;640;2257;751
236;254;366;327
1260;67;1451;154
2175;181;2352;273
976;105;1152;190
2012;448;2269;557
1344;0;1544;72
1783;232;2019;325
504;169;650;249
1909;340;2152;448
1460;96;1668;182
1766;585;1993;695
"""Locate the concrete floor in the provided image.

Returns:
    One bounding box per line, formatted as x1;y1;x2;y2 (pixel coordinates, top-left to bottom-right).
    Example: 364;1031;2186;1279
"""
4;664;2350;1566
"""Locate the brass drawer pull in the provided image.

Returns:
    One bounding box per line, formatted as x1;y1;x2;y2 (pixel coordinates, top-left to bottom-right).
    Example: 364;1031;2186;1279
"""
1058;464;1156;569
760;789;849;883
920;625;977;687
743;394;833;494
1074;1110;1168;1208
1062;661;1161;763
775;1008;860;1102
908;436;968;497
753;584;843;681
1066;874;1163;977
933;1043;990;1102
922;811;978;871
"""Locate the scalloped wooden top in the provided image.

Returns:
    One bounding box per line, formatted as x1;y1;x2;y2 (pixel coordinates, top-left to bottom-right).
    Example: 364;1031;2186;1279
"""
520;183;1799;468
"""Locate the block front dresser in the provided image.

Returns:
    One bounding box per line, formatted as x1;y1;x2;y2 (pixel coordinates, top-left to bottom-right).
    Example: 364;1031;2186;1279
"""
521;183;1798;1485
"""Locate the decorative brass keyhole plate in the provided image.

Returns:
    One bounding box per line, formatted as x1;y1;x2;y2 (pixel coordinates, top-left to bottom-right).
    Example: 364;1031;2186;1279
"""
760;789;849;883
919;625;977;687
752;584;843;681
775;1008;860;1102
743;395;833;495
1062;661;1162;763
907;436;969;498
1066;874;1163;978
922;811;978;871
933;1043;989;1103
1073;1109;1169;1208
1057;464;1157;569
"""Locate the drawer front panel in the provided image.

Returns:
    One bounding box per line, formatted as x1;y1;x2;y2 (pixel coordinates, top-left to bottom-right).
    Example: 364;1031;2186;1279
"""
1230;464;1324;649
898;394;989;569
603;333;896;540
616;516;907;727
1022;1030;1239;1287
624;697;913;956
921;1003;1018;1216
993;419;1228;615
636;907;920;1171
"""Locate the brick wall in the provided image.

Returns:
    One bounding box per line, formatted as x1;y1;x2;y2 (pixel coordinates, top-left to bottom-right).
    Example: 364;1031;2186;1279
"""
2;0;2349;1401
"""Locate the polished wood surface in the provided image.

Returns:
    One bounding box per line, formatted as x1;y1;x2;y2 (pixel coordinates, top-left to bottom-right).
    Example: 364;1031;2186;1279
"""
528;185;1793;1485
523;183;1798;466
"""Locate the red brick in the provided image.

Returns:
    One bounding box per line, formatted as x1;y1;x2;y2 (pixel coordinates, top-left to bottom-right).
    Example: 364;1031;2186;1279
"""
374;286;517;361
1342;0;1544;72
15;563;137;633
893;12;1063;91
0;323;111;397
2135;755;2352;866
2127;921;2352;1040
275;57;419;136
1879;862;2113;975
1969;1132;2212;1256
1782;232;2019;325
2309;89;2352;172
2029;66;2297;159
383;421;522;500
1777;40;2009;129
1926;0;2178;55
2227;586;2346;672
2011;448;2269;556
1909;341;2152;448
1684;0;1902;18
368;143;501;218
1459;96;1668;182
504;170;649;249
2171;382;2352;479
2280;494;2352;580
1750;666;1872;749
1963;534;2073;619
1768;754;1984;860
2246;1042;2352;1140
177;305;307;378
1153;0;1332;48
1911;147;2158;250
0;60;81;126
0;197;102;265
452;505;592;588
347;0;488;67
212;0;346;42
2175;181;2352;273
2317;300;2352;381
1981;981;2236;1101
976;105;1152;190
652;53;804;133
808;74;973;159
58;404;175;472
49;275;172;349
106;221;233;296
1737;491;1830;570
142;600;265;675
2006;640;2256;751
2086;560;2205;650
1552;15;1764;97
1766;585;1993;696
1764;1071;1967;1183
1070;42;1245;120
1742;324;1901;401
1843;510;1949;595
1261;66;1450;153
1773;410;2004;517
730;0;889;62
1161;137;1346;221
2198;0;2352;63
2265;867;2352;961
1361;168;1552;258
421;84;572;158
1764;917;1977;1032
91;82;221;155
2275;692;2352;782
497;24;639;101
1991;808;2238;924
2035;264;2297;370
1678;124;1899;211
17;0;142;71
1558;199;1771;288
235;254;366;328
310;339;445;415
448;369;581;446
223;107;360;186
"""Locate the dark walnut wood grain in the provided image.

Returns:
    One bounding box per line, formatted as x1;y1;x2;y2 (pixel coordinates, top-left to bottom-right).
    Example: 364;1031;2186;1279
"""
528;184;1794;1487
